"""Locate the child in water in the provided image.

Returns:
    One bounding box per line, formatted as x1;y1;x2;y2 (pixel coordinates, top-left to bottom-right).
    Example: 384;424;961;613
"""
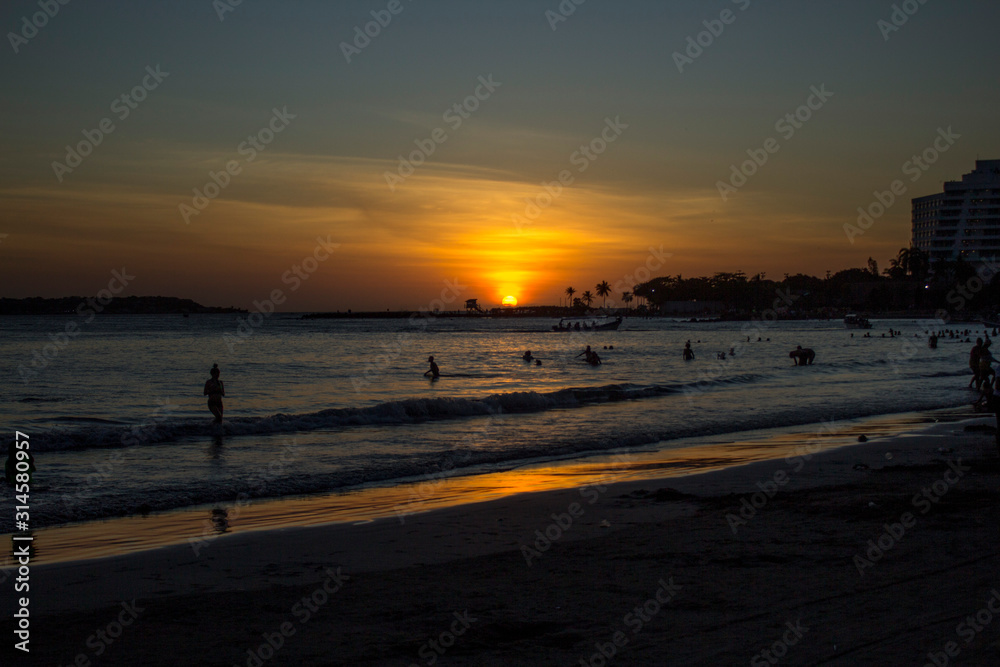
204;363;225;423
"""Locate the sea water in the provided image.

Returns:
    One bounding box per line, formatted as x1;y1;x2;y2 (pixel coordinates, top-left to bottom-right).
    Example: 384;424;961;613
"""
0;314;978;532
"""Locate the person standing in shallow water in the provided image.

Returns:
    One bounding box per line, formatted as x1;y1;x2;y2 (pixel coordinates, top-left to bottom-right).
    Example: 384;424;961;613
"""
969;338;984;389
204;363;225;422
424;356;440;379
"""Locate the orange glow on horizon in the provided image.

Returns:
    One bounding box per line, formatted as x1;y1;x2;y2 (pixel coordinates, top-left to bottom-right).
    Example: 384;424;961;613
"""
501;295;517;307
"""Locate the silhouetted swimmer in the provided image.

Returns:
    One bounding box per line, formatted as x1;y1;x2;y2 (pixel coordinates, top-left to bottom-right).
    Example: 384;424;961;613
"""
970;338;984;388
576;345;593;361
204;363;225;423
522;350;534;362
424;355;440;379
979;342;996;390
789;346;815;365
682;342;695;360
535;359;542;366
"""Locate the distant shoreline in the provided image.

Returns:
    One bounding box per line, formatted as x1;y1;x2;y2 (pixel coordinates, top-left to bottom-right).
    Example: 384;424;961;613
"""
0;296;246;315
0;296;985;323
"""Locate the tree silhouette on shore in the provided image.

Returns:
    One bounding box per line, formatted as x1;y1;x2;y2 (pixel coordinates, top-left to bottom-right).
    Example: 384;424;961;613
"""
621;291;633;312
565;286;576;308
596;281;611;308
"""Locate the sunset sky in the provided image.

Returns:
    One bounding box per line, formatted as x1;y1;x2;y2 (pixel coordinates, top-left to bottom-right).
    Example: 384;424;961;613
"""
3;0;1000;311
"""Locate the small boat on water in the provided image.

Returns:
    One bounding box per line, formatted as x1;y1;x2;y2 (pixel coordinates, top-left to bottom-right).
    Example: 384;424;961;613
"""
844;314;872;329
552;316;622;332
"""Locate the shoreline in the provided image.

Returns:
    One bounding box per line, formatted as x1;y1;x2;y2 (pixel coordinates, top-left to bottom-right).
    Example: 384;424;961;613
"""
1;406;976;567
6;407;1000;664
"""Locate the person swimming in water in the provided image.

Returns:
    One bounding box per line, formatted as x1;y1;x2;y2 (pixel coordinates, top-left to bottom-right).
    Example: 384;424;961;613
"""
522;350;534;362
424;355;440;379
204;363;225;423
682;342;694;360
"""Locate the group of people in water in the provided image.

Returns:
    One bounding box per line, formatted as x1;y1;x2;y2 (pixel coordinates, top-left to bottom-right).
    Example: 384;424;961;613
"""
420;345;607;380
679;339;815;366
969;337;998;394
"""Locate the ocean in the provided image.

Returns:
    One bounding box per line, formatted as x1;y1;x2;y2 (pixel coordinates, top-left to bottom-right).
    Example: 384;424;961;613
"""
0;313;979;539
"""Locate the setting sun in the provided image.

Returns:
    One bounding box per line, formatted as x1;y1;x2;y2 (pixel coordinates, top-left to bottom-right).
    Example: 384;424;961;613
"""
502;295;518;307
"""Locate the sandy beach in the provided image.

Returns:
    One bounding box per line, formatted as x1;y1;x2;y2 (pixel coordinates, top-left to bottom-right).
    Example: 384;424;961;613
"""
6;411;1000;666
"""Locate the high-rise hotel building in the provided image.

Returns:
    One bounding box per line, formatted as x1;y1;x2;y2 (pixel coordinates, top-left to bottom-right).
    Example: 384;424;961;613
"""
912;159;1000;263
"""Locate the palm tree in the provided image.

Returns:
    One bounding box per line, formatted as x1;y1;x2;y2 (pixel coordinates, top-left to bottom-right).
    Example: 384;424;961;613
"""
595;281;611;308
621;291;633;313
565;286;576;308
581;290;594;308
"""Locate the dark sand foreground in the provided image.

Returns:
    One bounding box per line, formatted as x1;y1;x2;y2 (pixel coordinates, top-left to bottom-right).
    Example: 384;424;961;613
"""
5;417;1000;666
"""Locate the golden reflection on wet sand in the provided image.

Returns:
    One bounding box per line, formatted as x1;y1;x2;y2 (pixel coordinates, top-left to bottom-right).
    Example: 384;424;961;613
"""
1;409;970;566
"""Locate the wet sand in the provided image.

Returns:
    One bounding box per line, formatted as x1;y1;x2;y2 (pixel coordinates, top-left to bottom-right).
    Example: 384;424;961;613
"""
5;414;1000;665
